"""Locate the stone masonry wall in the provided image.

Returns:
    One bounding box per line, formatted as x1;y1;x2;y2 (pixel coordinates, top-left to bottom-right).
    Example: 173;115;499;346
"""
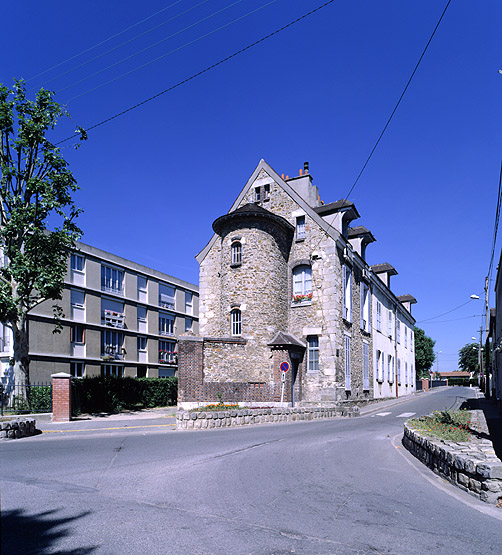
176;404;360;430
403;411;502;505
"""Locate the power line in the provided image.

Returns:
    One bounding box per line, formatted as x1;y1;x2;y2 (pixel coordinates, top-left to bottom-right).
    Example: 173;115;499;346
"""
56;0;338;145
417;298;480;323
63;0;278;103
342;0;452;203
487;160;502;281
34;0;212;91
26;0;186;83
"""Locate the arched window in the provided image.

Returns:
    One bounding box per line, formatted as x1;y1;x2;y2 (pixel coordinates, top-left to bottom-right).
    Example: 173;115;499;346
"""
292;265;312;297
231;309;241;336
231;242;242;266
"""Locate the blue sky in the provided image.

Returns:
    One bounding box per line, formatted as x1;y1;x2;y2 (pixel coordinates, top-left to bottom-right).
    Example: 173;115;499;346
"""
3;0;501;371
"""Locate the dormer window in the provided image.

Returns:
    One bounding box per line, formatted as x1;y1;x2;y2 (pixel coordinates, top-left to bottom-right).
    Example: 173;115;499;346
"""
296;216;306;240
254;186;262;202
264;184;270;200
231;242;242;266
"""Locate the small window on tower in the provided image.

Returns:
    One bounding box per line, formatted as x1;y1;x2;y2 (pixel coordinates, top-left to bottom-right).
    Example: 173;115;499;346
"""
231;242;242;266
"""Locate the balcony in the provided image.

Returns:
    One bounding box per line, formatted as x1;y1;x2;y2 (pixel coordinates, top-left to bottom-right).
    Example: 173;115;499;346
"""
159;351;177;364
101;345;126;361
104;310;125;328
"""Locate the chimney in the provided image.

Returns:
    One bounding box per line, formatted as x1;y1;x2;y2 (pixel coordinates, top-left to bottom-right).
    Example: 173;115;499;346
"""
304;161;309;174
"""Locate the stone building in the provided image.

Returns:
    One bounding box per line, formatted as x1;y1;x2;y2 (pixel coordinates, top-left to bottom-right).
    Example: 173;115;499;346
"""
178;160;415;408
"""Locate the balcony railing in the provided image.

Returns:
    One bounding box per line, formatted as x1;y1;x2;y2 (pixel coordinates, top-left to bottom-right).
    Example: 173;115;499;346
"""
103;310;125;328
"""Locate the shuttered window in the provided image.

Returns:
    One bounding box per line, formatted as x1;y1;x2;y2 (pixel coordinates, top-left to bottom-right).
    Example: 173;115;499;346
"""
363;342;370;390
344;335;351;390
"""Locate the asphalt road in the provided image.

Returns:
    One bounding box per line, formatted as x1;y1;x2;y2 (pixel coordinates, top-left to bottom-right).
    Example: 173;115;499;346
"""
2;387;502;555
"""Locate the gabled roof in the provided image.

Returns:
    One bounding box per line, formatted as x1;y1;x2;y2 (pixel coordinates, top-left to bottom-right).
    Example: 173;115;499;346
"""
212;202;294;235
371;263;398;276
347;226;376;243
397;294;417;304
267;331;305;349
196;159;342;264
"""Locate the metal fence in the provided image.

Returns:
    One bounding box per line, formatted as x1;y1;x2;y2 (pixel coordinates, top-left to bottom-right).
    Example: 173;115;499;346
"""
0;382;52;416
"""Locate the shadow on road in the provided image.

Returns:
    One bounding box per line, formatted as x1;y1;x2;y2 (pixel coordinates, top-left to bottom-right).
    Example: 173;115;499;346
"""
1;508;96;554
459;396;502;460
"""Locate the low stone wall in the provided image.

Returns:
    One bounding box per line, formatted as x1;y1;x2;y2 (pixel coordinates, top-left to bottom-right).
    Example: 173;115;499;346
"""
0;417;37;439
403;410;502;505
177;405;359;430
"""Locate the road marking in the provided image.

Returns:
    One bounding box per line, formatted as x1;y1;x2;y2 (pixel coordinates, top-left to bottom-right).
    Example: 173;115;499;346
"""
396;412;416;418
373;412;392;417
40;424;176;433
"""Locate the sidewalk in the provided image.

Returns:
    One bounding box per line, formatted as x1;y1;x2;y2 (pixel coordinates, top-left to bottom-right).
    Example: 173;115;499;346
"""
36;406;177;434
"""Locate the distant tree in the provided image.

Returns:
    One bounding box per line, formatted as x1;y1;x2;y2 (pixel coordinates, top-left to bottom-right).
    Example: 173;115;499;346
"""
0;80;86;386
458;343;482;374
414;326;436;379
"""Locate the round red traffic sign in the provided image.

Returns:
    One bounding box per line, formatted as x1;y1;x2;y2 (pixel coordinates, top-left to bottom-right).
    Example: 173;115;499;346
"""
280;362;290;373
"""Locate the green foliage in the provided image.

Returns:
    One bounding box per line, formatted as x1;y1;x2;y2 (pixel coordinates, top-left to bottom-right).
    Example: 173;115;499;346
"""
27;385;52;412
72;377;177;415
446;377;477;387
414;326;436;378
408;409;472;442
0;80;85;381
458;343;483;374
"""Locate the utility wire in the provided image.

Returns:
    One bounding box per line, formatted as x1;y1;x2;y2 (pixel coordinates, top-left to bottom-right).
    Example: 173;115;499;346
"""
56;0;338;145
26;0;186;83
63;0;277;103
417;298;480;323
34;0;212;91
487;160;502;281
340;0;452;203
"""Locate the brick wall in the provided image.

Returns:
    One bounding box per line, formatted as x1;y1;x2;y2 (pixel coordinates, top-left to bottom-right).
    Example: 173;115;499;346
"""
51;373;72;422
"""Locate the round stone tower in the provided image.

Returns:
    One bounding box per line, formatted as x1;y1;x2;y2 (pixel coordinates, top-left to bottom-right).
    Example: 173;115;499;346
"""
211;203;294;361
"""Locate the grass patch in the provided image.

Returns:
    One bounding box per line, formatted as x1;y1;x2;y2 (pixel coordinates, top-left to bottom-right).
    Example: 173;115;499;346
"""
407;409;473;442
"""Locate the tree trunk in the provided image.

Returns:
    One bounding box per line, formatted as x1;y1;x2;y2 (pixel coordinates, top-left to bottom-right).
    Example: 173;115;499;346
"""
12;317;30;388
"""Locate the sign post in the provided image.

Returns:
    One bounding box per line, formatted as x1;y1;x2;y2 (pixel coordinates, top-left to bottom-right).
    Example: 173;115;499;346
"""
280;362;289;406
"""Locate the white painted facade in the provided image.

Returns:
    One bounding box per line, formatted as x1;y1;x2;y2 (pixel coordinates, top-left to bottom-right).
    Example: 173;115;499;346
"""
372;271;415;399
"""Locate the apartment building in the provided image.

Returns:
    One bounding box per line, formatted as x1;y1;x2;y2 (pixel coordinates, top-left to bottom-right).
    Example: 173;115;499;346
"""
1;241;198;384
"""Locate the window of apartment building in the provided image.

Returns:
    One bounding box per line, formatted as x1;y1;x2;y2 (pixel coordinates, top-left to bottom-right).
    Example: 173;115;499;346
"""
405;361;408;384
137;336;147;363
102;298;125;328
388;354;395;383
363;342;370;390
307;335;319;373
101;265;124;295
137;306;147;333
159;339;176;363
296;216;306;240
137;366;147;378
411;364;414;384
159;313;175;336
70;289;85;322
343;265;352;322
388;310;393;338
404;328;408;349
102;364;123;377
344;335;351;390
410;331;414;352
231;242;242;266
101;330;124;357
185;317;193;333
264;183;270;200
159;284;175;309
397;319;401;343
360;283;370;332
0;322;10;352
137;275;148;303
376;301;382;331
70;254;85;285
185;292;193;315
292;265;312;301
231;309;241;336
71;324;85;344
376;350;383;382
70;361;84;378
397;358;401;384
158;368;176;378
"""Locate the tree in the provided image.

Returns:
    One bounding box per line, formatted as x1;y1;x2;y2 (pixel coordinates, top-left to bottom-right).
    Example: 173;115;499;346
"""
458;343;483;374
0;80;85;386
414;326;435;379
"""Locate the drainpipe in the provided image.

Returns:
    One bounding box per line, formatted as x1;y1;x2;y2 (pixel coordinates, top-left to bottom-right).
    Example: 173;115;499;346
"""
394;303;398;398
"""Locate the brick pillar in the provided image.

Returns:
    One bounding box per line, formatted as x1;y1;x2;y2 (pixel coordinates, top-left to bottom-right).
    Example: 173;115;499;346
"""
51;372;72;422
178;336;204;404
422;378;429;392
